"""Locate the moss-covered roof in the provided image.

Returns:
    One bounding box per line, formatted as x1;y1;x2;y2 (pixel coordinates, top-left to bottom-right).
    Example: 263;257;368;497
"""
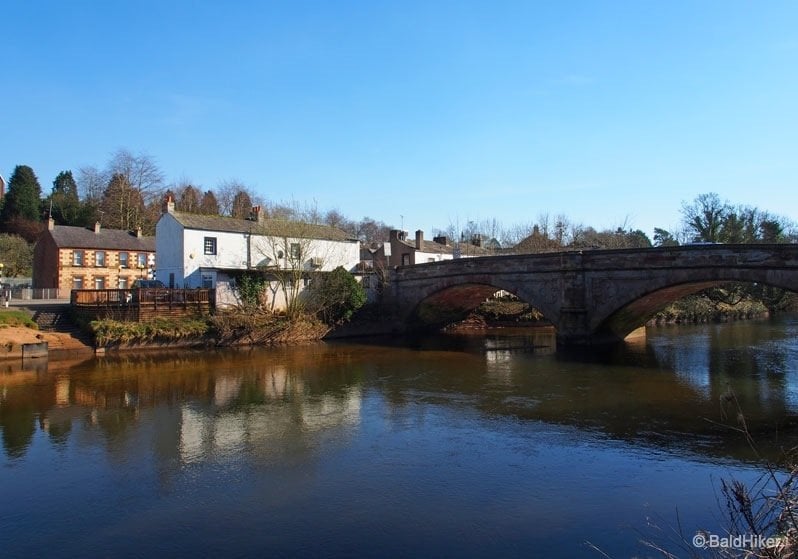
167;212;355;242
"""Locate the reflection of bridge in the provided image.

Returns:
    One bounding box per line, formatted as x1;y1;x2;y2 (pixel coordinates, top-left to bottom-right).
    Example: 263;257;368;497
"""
386;244;798;345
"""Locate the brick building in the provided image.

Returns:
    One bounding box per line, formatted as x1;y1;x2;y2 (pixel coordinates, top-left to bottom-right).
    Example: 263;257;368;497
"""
33;218;156;295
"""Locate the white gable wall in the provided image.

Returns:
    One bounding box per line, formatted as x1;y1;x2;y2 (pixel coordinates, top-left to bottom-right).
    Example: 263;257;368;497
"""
156;214;361;308
183;228;249;287
155;214;185;286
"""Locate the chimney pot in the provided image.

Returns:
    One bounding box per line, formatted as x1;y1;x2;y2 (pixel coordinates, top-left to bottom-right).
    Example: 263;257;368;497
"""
163;194;175;214
48;217;55;231
94;222;101;234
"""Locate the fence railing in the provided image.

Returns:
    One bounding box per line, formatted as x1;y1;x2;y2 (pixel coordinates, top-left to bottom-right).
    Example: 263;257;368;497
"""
71;288;215;308
1;287;71;300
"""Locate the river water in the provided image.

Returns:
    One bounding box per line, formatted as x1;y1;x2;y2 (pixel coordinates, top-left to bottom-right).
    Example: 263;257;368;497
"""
2;315;798;558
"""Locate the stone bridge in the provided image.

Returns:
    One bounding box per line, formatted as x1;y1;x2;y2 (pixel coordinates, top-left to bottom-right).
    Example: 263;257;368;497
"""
386;244;798;345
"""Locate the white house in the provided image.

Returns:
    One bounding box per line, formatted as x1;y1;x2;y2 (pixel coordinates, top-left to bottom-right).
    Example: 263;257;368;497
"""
155;198;361;308
387;229;494;267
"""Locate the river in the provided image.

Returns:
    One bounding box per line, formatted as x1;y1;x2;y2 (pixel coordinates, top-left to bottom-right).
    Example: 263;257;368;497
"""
2;315;797;558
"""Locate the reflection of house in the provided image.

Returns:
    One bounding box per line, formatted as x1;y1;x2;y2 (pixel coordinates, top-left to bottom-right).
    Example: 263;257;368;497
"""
155;197;360;308
33;217;156;295
387;229;493;267
179;372;361;464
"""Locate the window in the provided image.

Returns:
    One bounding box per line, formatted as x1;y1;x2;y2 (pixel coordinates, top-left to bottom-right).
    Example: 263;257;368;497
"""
362;276;371;288
95;251;106;267
73;250;84;267
201;272;215;288
402;254;410;266
137;253;147;268
94;277;106;289
118;277;128;289
204;237;217;255
72;277;84;289
290;243;301;259
119;252;129;268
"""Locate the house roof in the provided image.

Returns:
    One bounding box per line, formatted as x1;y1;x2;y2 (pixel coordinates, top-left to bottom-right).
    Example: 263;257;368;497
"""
46;225;155;251
394;238;493;256
167;211;356;242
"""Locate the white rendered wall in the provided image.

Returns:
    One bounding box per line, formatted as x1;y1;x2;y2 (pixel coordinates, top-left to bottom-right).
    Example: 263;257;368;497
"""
155;214;185;286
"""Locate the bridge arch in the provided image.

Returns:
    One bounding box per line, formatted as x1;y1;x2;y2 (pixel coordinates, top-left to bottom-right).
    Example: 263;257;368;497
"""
402;278;560;329
589;269;798;342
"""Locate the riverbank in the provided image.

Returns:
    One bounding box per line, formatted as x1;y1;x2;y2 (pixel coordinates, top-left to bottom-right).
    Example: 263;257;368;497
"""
0;306;387;360
0;326;92;359
0;293;786;361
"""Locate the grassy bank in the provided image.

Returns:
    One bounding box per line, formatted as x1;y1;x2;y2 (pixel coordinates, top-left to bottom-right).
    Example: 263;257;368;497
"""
88;309;330;348
0;310;38;329
91;317;211;347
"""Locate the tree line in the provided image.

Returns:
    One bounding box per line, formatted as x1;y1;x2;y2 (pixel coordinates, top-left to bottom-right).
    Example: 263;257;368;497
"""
1;146;796;278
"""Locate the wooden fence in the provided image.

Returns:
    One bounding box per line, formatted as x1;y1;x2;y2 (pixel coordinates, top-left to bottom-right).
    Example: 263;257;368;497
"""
71;288;215;321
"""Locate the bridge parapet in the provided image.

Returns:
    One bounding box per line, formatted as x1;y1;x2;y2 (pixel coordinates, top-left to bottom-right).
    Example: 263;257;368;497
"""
387;244;798;345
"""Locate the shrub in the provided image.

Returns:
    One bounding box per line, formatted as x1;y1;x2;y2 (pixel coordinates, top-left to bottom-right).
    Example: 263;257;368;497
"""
305;267;366;325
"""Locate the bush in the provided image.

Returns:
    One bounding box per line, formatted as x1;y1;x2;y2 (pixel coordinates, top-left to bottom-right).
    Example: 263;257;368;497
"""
306;267;366;325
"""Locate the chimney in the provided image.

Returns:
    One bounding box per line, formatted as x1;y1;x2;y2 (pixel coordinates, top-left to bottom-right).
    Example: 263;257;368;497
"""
163;194;175;214
415;230;423;250
251;205;265;223
48;216;55;231
94;222;101;234
136;226;143;238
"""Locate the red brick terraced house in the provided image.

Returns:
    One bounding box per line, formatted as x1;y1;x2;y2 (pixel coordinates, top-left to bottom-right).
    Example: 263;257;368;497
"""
33;218;156;296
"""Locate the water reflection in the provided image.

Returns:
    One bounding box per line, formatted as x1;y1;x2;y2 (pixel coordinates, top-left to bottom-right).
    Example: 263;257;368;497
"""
2;317;797;464
2;317;798;558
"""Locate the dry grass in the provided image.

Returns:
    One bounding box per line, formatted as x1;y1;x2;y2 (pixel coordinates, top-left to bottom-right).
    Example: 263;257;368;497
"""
635;390;798;559
91;317;210;347
208;307;329;346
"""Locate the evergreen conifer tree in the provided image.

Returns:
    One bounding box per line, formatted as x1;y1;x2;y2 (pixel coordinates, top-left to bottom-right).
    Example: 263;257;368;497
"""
0;165;42;223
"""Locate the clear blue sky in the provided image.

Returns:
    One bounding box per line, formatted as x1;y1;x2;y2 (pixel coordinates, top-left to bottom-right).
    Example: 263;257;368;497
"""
2;1;796;238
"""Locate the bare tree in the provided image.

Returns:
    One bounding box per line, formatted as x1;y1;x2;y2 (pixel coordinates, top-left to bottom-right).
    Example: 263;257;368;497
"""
251;219;336;317
99;173;145;230
178;184;201;213
216;179;258;217
553;214;570;246
355;217;392;243
77;165;108;203
107;148;165;205
681;192;728;243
